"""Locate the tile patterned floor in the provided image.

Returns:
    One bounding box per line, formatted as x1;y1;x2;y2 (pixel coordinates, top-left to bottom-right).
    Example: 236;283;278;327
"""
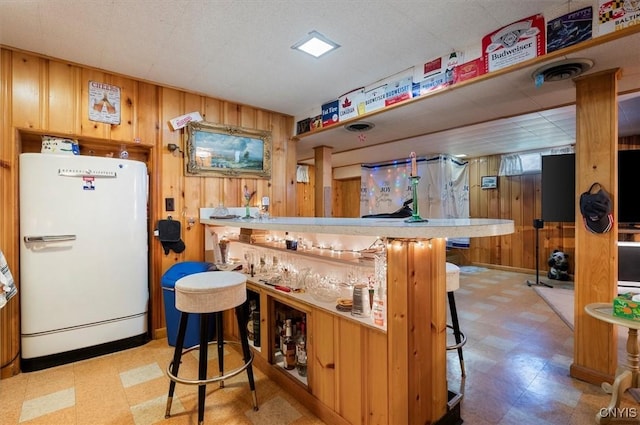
1;332;325;425
447;268;637;425
0;268;637;424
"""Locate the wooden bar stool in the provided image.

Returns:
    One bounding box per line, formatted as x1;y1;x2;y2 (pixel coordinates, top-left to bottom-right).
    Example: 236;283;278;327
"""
446;262;467;377
165;271;258;424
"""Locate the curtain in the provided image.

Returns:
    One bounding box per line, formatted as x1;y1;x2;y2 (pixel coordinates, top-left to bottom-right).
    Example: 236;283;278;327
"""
500;145;574;176
499;154;524;176
296;165;310;183
360;160;414;216
360;154;469;219
423;154;469;219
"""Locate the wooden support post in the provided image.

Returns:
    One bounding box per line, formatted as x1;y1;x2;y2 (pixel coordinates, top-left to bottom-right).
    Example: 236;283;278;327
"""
314;145;333;217
570;69;620;385
387;238;447;424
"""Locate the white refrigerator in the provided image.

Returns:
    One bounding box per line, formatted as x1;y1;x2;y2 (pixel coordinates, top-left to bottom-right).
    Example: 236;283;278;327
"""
19;153;149;371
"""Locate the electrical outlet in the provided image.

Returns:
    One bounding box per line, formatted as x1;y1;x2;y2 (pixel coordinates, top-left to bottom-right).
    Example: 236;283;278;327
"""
165;197;175;211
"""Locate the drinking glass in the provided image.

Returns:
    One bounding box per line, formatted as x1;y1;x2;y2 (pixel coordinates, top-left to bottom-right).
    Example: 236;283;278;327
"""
245;248;258;276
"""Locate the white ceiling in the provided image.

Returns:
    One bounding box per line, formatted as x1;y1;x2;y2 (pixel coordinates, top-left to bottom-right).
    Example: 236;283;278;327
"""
1;0;639;168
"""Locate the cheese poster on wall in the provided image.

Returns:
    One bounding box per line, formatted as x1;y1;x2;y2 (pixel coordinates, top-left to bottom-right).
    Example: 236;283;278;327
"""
482;14;546;73
547;6;592;53
598;0;640;35
88;81;121;125
338;87;365;122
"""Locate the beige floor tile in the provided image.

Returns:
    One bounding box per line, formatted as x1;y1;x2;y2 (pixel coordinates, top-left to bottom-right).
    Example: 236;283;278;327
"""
120;363;165;388
22;364;75;400
131;394;184;425
244;395;303;425
18;406;77;425
19;387;75;423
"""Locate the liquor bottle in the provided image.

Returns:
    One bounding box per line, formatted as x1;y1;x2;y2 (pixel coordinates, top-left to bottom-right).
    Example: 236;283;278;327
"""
373;251;387;326
280;314;286;353
445;51;458;84
283;319;296;370
372;285;386;326
285;231;297;250
296;320;307;377
275;312;283;352
251;299;260;347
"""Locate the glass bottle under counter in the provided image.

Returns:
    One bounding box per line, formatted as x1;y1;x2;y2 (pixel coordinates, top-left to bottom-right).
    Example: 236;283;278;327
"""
248;298;260;348
283;319;296;370
296;319;307;377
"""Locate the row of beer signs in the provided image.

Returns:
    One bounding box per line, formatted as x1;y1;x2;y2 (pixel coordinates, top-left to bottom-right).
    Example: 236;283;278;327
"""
295;51;469;136
297;2;639;136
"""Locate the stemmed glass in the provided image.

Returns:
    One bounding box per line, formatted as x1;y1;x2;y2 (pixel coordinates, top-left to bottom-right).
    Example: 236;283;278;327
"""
244;249;258;277
258;197;270;221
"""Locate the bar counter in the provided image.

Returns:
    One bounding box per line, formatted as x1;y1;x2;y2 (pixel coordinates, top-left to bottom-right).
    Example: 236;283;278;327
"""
201;214;514;425
200;216;514;239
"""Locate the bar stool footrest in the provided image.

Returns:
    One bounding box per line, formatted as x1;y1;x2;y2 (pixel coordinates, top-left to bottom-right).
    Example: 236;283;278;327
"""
445;324;467;351
166;340;254;386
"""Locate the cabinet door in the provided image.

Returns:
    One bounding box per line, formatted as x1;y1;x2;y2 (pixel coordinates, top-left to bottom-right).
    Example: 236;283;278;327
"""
309;308;336;409
311;310;388;425
364;328;388;425
336;318;362;425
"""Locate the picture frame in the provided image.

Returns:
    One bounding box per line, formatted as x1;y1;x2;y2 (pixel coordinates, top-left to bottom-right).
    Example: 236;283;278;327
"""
481;175;498;189
185;121;272;178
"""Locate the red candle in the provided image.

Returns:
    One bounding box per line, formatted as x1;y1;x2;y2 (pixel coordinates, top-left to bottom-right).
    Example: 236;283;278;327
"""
410;152;417;176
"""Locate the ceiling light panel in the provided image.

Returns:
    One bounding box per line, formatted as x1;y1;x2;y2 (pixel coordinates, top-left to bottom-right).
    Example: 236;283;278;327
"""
292;30;340;58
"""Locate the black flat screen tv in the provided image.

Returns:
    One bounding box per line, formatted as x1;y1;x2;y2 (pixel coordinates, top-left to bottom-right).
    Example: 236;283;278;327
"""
542;154;576;223
618;149;640;227
541;151;639;226
618;242;640;288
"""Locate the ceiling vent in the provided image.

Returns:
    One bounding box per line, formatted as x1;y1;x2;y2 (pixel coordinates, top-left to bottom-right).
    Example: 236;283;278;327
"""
532;58;594;82
344;121;375;132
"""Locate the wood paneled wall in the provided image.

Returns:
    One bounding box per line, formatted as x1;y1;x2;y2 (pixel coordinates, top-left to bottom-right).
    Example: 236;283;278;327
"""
0;47;294;377
296;166;315;217
296;172;361;219
467;156;574;273
332;177;361;218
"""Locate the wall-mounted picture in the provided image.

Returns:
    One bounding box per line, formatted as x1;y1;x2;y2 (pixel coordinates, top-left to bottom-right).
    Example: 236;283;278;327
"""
481;175;498;189
185;121;272;178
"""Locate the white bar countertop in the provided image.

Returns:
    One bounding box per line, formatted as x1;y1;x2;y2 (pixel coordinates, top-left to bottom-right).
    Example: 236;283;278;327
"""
200;214;514;239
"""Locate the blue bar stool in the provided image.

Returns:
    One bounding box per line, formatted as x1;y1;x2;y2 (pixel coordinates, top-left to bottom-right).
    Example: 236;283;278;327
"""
164;271;258;424
446;262;466;377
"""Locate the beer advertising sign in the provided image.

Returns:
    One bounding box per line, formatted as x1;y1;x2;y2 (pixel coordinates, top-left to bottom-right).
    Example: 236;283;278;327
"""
482;14;546;73
598;0;640;35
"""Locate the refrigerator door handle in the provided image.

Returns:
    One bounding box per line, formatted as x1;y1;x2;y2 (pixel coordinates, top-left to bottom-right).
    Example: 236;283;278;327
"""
58;170;117;178
24;235;77;243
